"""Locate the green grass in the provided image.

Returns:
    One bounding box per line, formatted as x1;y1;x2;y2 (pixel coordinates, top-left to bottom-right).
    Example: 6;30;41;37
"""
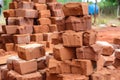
92;15;120;26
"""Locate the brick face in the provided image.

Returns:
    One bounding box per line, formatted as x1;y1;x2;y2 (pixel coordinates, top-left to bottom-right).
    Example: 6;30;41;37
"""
17;43;45;60
63;31;83;47
15;9;38;18
13;59;37;74
76;46;101;61
31;33;43;42
63;3;88;16
3;9;16;18
39;10;51;18
13;34;30;44
34;3;47;11
33;25;50;33
38;18;51;25
33;0;46;3
53;44;76;61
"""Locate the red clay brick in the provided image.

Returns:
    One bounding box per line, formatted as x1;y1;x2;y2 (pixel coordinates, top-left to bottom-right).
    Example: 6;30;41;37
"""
53;44;76;61
34;3;47;11
18;1;34;9
71;59;93;75
63;31;83;47
33;25;50;33
17;43;45;60
15;9;38;18
13;59;37;74
13;34;30;44
31;33;43;42
38;18;51;25
63;2;88;16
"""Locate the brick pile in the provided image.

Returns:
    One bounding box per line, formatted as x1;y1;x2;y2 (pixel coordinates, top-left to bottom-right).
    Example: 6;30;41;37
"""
0;0;119;80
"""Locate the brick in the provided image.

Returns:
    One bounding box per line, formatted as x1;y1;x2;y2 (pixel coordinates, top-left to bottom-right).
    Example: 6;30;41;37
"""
47;57;60;68
113;58;120;69
48;59;71;74
53;44;76;61
57;74;89;80
22;0;32;1
13;34;30;44
96;41;114;56
47;2;63;10
7;56;19;70
38;18;51;25
15;9;38;18
71;59;93;75
49;24;58;32
50;17;65;31
39;10;51;18
43;33;53;42
51;9;64;17
13;59;37;74
1;34;14;43
63;31;83;47
103;55;115;67
63;2;88;16
17;25;33;34
33;25;50;33
91;68;111;80
34;3;47;11
16;17;34;26
113;37;120;45
49;61;71;74
5;43;14;51
9;2;18;9
0;66;9;80
17;43;45;60
31;33;43;43
59;60;71;74
115;49;120;59
43;33;52;42
37;57;47;70
2;25;18;34
46;74;58;80
46;0;57;3
6;17;17;25
43;32;62;44
3;9;15;18
51;32;63;45
83;15;92;30
65;16;90;31
33;0;46;3
13;0;32;2
7;71;42;80
83;30;97;46
96;55;105;71
18;1;34;9
37;41;47;48
76;45;101;61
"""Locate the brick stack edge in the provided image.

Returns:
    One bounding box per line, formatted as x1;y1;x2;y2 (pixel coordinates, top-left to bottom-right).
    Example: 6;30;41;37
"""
0;0;119;80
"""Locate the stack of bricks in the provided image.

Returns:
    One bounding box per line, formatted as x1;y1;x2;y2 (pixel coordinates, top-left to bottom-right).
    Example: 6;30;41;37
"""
1;0;64;52
113;38;120;69
0;43;46;80
0;0;118;80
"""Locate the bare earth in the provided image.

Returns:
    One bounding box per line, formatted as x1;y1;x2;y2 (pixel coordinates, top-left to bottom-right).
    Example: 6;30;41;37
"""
96;27;120;43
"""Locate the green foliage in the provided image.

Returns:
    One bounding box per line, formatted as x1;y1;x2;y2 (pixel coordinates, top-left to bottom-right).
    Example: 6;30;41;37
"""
3;0;12;10
98;0;118;8
57;0;82;4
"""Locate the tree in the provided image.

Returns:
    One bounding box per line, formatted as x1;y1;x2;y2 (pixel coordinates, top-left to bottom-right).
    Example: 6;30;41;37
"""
94;0;97;24
117;0;120;17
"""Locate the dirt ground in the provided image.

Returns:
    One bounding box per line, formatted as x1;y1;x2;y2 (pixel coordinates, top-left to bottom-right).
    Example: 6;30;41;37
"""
96;26;120;43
